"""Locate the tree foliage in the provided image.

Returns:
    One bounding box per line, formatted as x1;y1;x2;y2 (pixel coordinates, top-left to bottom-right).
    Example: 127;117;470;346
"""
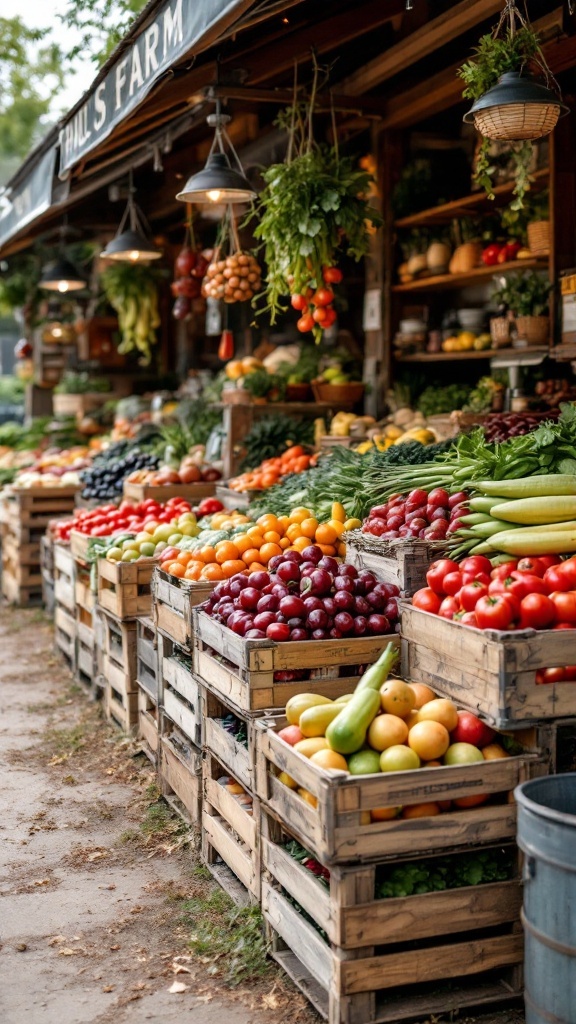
0;17;65;163
61;0;149;67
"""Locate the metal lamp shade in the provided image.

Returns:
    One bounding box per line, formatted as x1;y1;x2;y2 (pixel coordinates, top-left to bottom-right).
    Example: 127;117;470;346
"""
176;152;257;204
464;72;569;141
39;257;86;292
101;227;162;262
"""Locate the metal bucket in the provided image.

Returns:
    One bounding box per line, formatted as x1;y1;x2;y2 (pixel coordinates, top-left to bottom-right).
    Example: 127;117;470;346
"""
516;773;576;1024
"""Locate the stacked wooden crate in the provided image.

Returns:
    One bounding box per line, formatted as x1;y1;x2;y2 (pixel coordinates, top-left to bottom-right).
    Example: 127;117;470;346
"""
1;487;77;606
344;532;448;594
53;542;77;669
152;569;213;824
74;555;96;688
193;609;400;903
136;617;159;762
40;534;55;615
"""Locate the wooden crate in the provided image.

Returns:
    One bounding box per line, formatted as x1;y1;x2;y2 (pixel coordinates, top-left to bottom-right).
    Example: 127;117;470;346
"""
53;542;76;613
158;720;202;823
215;485;252;510
4;486;79;520
159;634;201;746
136;617;158;700
102;612;138;693
254;716;543;865
401;603;576;728
262;811;523;1024
42;568;55;615
344;532;448;595
70;530;92;561
123;481;217;503
1;565;43;605
54;605;76;665
103;659;139;733
202;751;260;900
2;533;41;566
97;557;156;620
75;561;94;615
40;534;54;575
193;610;399;714
52;392;110;417
138;685;159;761
151;567;214;651
201;686;261;791
76;618;95;687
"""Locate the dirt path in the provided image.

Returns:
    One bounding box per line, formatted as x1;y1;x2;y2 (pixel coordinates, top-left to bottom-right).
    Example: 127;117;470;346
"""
0;607;313;1024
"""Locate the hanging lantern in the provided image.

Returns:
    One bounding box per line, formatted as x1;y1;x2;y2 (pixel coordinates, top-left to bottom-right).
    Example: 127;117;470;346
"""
101;170;162;262
464;71;569;141
176;103;257;206
39;255;86;293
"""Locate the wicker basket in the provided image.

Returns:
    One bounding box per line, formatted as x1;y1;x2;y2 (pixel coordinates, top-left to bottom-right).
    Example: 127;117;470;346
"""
311;382;364;408
221;388;252;405
514;315;549;347
490;316;512;348
474;103;560;142
527;220;550;256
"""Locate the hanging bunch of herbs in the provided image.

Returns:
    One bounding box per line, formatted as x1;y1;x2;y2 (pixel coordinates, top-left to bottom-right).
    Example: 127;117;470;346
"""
251;61;381;338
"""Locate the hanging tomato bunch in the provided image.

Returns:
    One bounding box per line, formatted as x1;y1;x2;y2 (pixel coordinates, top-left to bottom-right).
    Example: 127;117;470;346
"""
171;214;212;320
290;266;343;334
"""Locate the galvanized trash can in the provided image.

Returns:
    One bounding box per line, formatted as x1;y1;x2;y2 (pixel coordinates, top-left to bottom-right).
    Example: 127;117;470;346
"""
516;773;576;1024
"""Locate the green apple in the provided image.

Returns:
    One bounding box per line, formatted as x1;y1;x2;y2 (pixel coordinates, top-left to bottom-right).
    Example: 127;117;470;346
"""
323;366;342;382
347;750;381;775
122;538;137;551
135;531;153;545
121;549;139;561
106;547;123;561
167;533;183;546
443;742;484;766
153;524;173;542
140;542;156;558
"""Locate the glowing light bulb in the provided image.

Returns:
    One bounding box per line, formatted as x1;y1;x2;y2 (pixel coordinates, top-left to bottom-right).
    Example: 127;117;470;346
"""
129;251;140;261
52;327;63;338
207;189;223;202
58;281;69;293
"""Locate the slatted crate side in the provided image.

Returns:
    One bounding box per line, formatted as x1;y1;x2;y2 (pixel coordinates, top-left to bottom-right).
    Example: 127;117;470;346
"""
138;686;159;759
40;534;54;575
76;620;95;686
54;605;77;664
104;676;139;734
151;568;214;651
159;639;201;747
75;563;94;614
344;533;448;595
136;616;158;699
2;533;41;566
264;887;523;1024
123;481;217;503
193;612;399;713
42;569;55;616
53;542;76;613
158;723;202;824
102;612;137;679
1;549;43;587
200;686;255;791
97;557;156;620
254;718;544;866
93;608;105;678
202;750;260;900
401;603;576;727
261;810;522;951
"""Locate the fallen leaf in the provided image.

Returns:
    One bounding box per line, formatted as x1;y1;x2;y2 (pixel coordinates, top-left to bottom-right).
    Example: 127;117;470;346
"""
110;944;120;951
48;935;67;946
172;963;192;975
168;981;188;994
87;850;107;862
34;879;51;886
59;948;77;956
102;986;114;993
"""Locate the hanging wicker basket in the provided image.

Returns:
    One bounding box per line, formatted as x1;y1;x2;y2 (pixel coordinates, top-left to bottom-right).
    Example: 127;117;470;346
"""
527;220;551;256
473;101;561;142
514;315;549;347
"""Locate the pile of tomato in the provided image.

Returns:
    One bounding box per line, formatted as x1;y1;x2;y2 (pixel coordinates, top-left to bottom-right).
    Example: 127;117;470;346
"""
53;496;193;543
228;445;317;493
291;266;342;334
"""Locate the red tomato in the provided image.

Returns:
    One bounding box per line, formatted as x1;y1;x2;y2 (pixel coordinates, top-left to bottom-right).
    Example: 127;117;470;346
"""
312;286;335;307
544;566;573;593
460;610;478;627
92;525;111;536
461;570;491;587
322;266;343;284
516;557;547;578
426;559;461;596
475;595;515;631
511;572;550;597
540;667;567;684
490;561;519;581
460;555;493;577
549;591;576;625
442;571;463;597
554;622;575;630
438;596;460;620
297;313;315;333
536;555;562;570
291;293;309;311
460;581;489;612
563;665;576;681
558;559;576;589
519;594;557;630
412;588;442;614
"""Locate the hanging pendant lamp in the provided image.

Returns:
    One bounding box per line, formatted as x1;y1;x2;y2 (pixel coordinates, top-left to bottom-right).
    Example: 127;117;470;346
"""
464;70;569;141
40;255;86;293
176;103;257;205
101;170;162;261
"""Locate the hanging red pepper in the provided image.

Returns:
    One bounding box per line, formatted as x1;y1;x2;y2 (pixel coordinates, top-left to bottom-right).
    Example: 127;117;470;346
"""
218;329;234;362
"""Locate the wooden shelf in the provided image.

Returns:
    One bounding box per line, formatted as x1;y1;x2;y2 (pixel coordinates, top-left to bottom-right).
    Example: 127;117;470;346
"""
394;168;549;229
392;258;549;294
395;347;549;364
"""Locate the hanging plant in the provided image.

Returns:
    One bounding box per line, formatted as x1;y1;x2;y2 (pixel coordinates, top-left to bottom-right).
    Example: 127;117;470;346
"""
250;60;381;340
459;2;568;208
100;263;161;366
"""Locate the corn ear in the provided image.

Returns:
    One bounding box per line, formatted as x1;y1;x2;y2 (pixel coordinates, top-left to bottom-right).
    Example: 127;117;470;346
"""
468;496;507;513
484;530;576;556
491;496;576;525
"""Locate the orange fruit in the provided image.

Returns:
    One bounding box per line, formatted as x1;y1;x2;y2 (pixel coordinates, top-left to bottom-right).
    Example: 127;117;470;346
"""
248;561;266;573
263;530;282;545
337;542;347;558
221;559;248;578
247;526;264;542
408;682;437;709
215;541;240;564
310;749;348;772
198;546;217;564
317;543;337;556
453;794;489;808
277;516;291;534
260;542;283;563
300;517;319;539
408;721;450;761
289;508;311;525
184;563;202;581
371;806;401;821
279;537;291;549
293;536;311;553
379;680;416;718
261;473;278;489
176;551;192;566
242;547;263;566
286;523;303;542
415;699;459;733
402;802;441;819
168;562;185;578
257;514;280;533
201;564;225;581
327;519;345;537
367;714;409;751
234;533;255;555
315;523;338;546
297;788;318;808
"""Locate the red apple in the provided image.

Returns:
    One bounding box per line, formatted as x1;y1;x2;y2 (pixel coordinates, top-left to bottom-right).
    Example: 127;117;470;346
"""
277;725;304;746
450;711;495;749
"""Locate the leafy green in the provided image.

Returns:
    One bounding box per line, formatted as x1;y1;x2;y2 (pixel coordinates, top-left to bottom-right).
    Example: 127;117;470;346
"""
459;28;540;101
376;848;514;899
54;371;111;395
492;270;552;317
240;415;314;471
417;384;471;418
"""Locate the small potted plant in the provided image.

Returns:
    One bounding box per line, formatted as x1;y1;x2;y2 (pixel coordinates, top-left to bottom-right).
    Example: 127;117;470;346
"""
492;271;552;347
242;368;285;404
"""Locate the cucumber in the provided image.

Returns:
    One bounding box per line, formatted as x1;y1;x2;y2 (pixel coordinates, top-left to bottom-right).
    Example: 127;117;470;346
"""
355;643;398;692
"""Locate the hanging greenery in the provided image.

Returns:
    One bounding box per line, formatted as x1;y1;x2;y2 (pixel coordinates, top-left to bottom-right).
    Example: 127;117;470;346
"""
100;263;161;366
